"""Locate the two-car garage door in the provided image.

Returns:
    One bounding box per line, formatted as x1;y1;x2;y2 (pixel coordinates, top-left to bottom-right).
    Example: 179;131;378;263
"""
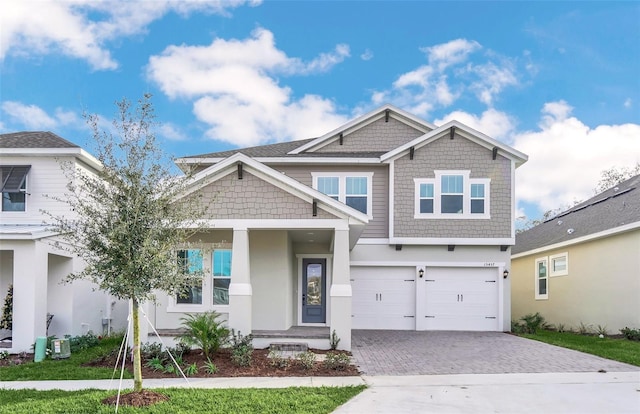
351;266;499;331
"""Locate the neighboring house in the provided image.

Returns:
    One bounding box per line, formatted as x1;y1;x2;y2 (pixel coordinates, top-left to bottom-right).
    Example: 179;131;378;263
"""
0;132;128;352
145;104;528;350
511;174;640;333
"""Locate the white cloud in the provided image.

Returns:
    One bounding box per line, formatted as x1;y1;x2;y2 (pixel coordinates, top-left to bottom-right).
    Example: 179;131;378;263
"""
1;101;82;131
368;39;523;117
360;49;374;61
514;101;640;214
148;28;349;146
434;108;516;141
624;98;632;108
0;0;261;70
158;123;187;141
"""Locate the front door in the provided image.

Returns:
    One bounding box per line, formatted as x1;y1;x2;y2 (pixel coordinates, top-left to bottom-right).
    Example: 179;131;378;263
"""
302;258;326;323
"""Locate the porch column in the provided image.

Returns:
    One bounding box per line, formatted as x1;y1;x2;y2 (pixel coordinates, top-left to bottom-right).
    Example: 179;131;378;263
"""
12;241;48;352
228;227;252;336
330;228;351;351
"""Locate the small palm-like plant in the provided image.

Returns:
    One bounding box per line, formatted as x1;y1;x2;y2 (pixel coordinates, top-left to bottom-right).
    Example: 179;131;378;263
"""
177;311;229;360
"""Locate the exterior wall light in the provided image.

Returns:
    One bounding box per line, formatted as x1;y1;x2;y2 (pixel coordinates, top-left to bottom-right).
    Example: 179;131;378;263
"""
418;268;424;278
503;269;509;279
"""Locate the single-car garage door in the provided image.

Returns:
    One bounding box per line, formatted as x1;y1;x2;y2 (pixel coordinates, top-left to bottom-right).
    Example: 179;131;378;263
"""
351;267;415;330
421;267;499;331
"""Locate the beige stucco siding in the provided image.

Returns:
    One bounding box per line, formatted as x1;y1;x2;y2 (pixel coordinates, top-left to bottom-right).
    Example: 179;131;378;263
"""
194;170;338;220
276;164;389;238
315;117;425;153
393;134;512;238
511;229;640;333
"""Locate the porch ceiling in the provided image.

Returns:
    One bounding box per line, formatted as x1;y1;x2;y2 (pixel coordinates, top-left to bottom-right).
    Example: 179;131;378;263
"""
288;229;333;245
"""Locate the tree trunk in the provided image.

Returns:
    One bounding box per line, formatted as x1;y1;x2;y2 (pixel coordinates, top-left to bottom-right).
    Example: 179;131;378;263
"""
132;298;143;392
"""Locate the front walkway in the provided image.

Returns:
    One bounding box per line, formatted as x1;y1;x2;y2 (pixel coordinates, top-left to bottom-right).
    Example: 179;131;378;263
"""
350;330;640;375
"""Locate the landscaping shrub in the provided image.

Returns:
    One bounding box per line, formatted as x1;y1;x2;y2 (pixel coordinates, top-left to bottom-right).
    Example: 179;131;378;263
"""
324;352;350;371
177;311;229;359
297;351;316;370
229;329;253;367
140;342;164;361
620;327;640;341
66;333;100;353
516;312;548;334
268;350;291;369
329;329;340;350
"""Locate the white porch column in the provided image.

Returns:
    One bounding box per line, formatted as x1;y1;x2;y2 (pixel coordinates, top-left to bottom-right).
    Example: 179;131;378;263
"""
12;241;48;352
228;227;252;336
330;228;352;351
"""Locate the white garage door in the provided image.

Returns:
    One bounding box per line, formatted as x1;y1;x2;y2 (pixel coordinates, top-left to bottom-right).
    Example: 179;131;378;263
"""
422;267;498;331
351;267;416;330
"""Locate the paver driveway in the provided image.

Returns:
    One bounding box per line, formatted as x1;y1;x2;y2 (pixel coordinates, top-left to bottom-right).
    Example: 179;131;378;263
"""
350;330;639;376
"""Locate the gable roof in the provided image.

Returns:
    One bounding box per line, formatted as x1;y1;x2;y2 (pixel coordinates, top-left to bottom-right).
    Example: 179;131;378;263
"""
0;131;80;148
288;104;436;154
181;153;370;226
512;174;640;256
380;120;528;167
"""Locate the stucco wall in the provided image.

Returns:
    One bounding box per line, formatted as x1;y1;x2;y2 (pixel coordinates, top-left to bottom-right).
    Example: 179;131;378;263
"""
277;164;389;238
315;117;424;153
393;134;512;238
511;230;640;332
194;170;337;220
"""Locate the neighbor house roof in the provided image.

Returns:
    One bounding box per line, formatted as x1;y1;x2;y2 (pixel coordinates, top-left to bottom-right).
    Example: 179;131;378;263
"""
0;131;80;148
512;174;640;256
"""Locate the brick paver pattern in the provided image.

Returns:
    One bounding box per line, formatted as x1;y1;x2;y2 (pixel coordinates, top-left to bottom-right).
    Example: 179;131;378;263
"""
350;330;639;376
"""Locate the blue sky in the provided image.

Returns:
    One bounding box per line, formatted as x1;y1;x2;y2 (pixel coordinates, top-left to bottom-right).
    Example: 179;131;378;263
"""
1;1;639;221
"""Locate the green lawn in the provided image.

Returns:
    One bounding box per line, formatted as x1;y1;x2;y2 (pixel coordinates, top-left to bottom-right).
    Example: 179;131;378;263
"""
0;336;133;381
0;386;366;414
519;330;640;366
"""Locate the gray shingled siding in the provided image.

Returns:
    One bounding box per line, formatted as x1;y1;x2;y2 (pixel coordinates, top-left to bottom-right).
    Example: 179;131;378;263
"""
276;164;389;238
394;134;512;238
315;117;424;153
194;170;338;220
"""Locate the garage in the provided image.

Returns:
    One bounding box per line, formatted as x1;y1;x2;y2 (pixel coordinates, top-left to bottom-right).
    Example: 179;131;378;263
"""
351;266;416;330
421;267;499;331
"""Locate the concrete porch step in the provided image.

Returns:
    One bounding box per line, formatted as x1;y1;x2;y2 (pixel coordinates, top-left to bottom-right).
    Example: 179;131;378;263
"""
269;342;309;352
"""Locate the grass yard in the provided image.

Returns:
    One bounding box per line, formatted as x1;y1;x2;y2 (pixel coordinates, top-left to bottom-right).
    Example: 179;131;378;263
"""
519;330;640;366
0;386;366;414
0;336;132;381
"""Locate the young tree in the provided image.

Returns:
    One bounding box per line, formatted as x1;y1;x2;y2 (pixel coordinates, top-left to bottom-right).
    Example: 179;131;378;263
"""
594;163;640;193
48;94;208;393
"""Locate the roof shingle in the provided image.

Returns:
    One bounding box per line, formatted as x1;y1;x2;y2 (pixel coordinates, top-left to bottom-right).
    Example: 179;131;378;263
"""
513;174;640;254
0;131;79;149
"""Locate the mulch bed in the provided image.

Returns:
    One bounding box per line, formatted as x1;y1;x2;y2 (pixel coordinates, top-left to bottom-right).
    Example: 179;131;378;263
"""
102;389;169;407
84;348;360;378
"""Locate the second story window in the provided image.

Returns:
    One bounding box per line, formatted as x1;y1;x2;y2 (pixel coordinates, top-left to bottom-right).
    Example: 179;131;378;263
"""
1;165;30;212
414;171;490;219
312;172;373;217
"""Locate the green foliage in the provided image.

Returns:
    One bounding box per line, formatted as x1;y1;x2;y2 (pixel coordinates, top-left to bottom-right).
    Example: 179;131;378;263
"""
229;329;253;367
65;333;100;353
0;386;367;414
594;163;640;194
596;325;608;336
324;352;351;371
513;312;548;334
329;329;340;350
0;284;13;330
518;329;640;367
184;362;198;376
0;350;9;360
620;327;640;341
296;351;316;370
0;335;130;381
140;342;164;361
577;322;593;335
145;357;165;371
177;311;229;359
268;350;291;369
203;358;218;374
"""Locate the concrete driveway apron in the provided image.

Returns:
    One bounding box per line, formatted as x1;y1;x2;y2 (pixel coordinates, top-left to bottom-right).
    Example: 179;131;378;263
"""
350;330;640;375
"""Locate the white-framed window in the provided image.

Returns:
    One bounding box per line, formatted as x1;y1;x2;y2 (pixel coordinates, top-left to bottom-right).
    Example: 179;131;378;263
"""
1;165;30;212
535;257;548;300
549;252;569;277
312;172;373;217
414;171;490;219
212;249;232;306
176;249;204;305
